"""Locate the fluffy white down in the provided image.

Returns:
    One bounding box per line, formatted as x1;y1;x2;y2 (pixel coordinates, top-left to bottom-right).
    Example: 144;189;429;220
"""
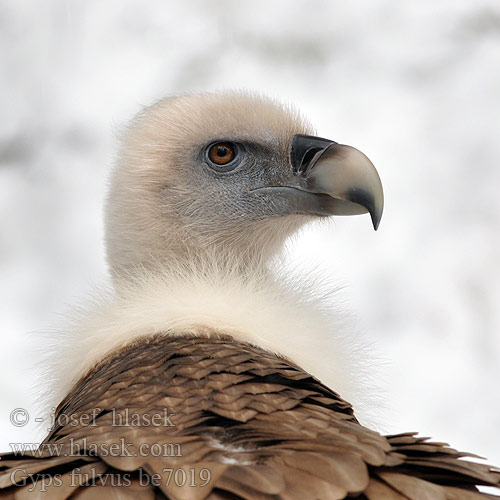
40;257;381;427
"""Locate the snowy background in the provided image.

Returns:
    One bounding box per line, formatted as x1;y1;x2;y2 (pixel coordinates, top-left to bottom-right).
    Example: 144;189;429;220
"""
1;0;500;466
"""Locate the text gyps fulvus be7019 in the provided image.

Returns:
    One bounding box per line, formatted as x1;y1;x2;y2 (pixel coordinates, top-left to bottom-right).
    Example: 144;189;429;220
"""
1;92;499;499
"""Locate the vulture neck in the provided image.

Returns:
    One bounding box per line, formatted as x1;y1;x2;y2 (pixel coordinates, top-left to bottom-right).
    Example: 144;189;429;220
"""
43;234;378;428
111;248;274;290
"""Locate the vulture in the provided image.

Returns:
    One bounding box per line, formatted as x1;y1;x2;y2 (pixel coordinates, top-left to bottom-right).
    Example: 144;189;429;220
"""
1;92;499;500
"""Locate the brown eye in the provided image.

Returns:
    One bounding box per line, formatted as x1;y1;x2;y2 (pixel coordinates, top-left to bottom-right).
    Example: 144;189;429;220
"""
208;142;236;166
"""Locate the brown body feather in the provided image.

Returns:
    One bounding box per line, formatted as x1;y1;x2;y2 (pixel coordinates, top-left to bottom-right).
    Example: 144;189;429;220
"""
1;335;499;499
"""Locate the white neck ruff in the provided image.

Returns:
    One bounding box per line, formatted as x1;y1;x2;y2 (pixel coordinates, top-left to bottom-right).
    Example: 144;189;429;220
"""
39;261;381;427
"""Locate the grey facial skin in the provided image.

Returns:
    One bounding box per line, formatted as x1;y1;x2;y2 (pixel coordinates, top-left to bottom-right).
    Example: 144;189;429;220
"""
196;134;384;231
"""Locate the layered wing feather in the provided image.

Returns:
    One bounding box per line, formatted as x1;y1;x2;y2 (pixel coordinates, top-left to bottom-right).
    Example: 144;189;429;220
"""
1;335;499;499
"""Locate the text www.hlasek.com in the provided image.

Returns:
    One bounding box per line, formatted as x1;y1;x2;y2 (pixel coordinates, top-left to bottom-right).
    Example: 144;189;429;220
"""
9;438;182;458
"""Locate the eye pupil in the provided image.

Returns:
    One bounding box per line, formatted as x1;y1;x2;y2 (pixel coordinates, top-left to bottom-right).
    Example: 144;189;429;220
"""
208;142;236;166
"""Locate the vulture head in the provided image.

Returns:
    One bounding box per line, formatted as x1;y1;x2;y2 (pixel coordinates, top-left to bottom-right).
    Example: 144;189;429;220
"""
105;92;383;279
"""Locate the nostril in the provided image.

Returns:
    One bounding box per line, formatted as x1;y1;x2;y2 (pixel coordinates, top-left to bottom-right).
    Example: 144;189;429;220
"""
299;147;323;175
290;134;335;175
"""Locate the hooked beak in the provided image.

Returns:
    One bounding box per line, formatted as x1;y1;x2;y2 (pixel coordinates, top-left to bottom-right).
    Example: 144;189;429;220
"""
290;134;384;230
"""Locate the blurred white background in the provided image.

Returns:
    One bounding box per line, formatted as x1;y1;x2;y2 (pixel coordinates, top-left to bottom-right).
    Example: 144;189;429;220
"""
1;0;499;465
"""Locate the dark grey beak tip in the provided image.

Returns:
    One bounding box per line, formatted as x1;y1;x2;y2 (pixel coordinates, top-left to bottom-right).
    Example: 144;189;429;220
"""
345;186;383;231
372;212;382;231
369;184;384;231
363;190;383;231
